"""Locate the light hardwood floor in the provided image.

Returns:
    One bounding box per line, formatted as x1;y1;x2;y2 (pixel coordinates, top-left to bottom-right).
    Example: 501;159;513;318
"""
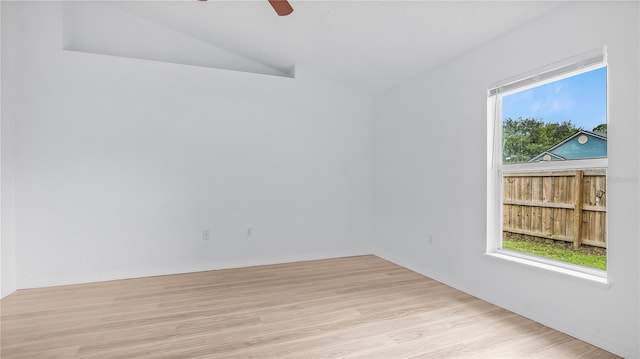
1;255;618;358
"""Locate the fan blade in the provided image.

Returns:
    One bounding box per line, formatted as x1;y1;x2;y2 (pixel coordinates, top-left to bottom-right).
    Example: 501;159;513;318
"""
268;0;293;16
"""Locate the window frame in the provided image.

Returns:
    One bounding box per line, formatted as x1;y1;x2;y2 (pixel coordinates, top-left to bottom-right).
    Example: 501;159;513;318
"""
487;57;608;279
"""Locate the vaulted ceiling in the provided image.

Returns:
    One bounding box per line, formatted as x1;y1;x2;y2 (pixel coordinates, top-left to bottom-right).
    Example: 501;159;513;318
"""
64;1;566;96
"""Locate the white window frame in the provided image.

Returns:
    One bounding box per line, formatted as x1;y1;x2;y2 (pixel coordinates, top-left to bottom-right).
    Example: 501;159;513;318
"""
486;49;608;279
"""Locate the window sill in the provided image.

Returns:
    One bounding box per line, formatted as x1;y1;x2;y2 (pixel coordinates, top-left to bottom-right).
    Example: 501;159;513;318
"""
484;251;610;289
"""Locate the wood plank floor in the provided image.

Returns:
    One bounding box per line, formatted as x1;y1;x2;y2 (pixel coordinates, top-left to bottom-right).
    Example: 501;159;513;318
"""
1;255;618;358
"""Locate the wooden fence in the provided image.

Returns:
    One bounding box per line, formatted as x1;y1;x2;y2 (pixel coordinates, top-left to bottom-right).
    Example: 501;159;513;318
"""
503;169;606;249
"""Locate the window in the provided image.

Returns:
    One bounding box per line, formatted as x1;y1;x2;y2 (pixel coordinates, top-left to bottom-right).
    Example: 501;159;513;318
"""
487;49;608;276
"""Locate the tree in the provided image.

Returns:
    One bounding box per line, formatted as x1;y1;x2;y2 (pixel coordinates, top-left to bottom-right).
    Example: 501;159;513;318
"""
502;117;580;163
592;123;607;133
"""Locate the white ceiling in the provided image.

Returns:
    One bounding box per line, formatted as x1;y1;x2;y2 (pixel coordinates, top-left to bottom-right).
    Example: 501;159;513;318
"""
76;1;566;96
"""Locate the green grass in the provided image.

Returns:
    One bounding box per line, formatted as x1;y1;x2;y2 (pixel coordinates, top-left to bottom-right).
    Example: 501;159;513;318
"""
502;239;606;271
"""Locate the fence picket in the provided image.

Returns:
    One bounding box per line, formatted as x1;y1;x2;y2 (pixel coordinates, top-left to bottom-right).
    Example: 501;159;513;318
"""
573;170;584;249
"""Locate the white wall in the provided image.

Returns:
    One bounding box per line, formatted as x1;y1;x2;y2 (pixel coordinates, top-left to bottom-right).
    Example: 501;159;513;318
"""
0;0;3;296
374;2;639;358
1;0;18;298
2;2;374;290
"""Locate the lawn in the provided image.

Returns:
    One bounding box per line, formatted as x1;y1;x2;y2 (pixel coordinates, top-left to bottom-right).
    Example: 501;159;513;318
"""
502;238;606;271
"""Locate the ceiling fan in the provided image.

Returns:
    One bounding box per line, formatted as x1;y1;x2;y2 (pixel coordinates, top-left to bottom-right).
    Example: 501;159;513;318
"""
197;0;294;17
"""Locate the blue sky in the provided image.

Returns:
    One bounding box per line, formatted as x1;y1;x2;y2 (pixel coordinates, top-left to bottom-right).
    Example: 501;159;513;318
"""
502;66;607;131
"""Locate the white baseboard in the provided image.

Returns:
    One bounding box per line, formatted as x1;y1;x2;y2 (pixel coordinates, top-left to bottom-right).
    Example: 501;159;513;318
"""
1;284;17;299
16;249;372;290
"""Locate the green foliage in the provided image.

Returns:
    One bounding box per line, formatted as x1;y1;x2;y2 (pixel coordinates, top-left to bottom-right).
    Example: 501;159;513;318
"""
502;117;580;163
502;239;606;270
592;123;607;133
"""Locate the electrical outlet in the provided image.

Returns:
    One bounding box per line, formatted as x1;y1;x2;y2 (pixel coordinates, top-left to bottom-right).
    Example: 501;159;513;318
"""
203;230;210;240
428;235;433;244
247;228;253;236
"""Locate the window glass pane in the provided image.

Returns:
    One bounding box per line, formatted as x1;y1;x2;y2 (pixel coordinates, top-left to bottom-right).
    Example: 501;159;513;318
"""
501;67;607;164
497;65;608;272
501;169;607;271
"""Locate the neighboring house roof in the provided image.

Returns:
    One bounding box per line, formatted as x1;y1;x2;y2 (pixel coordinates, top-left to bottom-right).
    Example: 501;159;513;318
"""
529;130;607;162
